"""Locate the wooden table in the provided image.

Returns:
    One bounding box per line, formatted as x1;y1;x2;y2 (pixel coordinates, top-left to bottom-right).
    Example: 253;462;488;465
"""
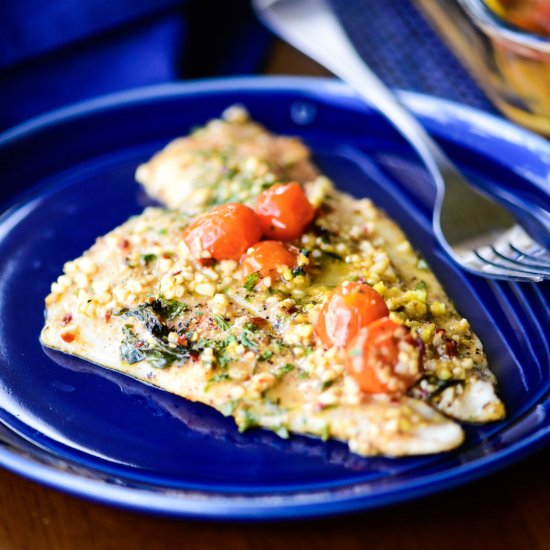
1;43;548;550
1;445;549;549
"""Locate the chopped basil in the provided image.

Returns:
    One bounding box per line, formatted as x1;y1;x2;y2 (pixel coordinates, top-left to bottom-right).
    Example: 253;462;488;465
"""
141;253;157;265
238;409;258;432
205;372;232;391
291;265;305;277
417;258;428;270
323;251;343;262
243;272;260;291
274;425;290;439
212;314;231;331
260;350;273;361
415;280;427;291
220;400;238;417
119;326;189;369
276;363;295;378
239;328;258;349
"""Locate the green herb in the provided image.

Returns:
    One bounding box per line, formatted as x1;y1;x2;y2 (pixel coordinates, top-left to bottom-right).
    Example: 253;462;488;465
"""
238;409;258;432
119;326;189;369
209;373;231;383
212;314;231;331
276;363;295;378
323;251;343;262
348;347;363;358
417;258;428;271
291;265;305;277
243;272;260;291
320;423;331;442
317;226;331;243
300;248;311;257
298;370;309;380
205;372;232;390
157;297;188;320
158;228;167;235
239;328;258;349
415;280;427;291
220;400;238;417
321;379;335;391
141;253;157;265
260;350;273;361
118;298;187;334
274;425;289;439
243;322;259;332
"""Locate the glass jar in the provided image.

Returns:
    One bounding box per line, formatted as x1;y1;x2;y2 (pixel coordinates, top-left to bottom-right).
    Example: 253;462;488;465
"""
413;0;550;135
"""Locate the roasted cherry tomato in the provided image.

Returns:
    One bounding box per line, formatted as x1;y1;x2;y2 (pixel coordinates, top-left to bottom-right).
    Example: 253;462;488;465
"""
345;317;422;395
314;281;389;348
241;240;298;278
184;203;262;262
256;183;315;241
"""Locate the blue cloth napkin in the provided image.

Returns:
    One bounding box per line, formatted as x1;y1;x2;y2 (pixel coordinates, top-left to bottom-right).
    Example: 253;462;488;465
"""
0;0;270;131
331;0;494;111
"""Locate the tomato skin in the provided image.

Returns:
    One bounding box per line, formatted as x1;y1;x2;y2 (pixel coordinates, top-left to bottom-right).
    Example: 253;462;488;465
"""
256;183;315;241
241;240;298;278
345;318;423;395
314;282;389;348
184;203;262;262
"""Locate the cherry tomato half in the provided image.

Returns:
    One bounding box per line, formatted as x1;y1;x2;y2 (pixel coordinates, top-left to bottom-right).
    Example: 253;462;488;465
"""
184;203;262;262
256;183;315;241
345;317;423;395
241;240;298;278
314;281;389;348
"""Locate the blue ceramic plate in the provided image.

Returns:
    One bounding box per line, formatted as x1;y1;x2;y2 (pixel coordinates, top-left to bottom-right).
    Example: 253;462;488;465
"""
0;77;548;520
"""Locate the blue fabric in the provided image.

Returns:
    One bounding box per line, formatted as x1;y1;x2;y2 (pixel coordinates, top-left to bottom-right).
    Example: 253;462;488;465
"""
0;14;185;129
0;0;271;131
330;0;494;111
0;0;185;70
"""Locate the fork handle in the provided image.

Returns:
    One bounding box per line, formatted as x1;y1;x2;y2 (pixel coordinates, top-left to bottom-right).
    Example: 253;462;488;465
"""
256;0;449;198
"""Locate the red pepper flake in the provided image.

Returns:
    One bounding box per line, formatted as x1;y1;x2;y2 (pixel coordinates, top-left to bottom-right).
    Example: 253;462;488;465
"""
104;311;112;323
118;239;130;250
198;258;214;267
189;351;200;362
61;332;76;343
445;339;458;357
135;342;144;349
284;305;298;315
177;335;188;346
436;329;458;358
61;313;73;325
249;316;268;328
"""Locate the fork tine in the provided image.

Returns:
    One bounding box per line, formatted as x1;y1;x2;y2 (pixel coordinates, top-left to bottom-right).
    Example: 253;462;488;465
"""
509;243;550;264
493;241;550;272
460;250;543;282
505;226;550;262
475;247;550;280
493;248;550;275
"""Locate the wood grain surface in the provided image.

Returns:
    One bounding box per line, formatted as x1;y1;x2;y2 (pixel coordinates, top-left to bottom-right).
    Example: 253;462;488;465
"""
1;445;549;550
1;42;548;550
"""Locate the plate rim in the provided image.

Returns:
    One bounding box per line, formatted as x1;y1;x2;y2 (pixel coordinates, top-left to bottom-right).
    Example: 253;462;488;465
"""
0;75;548;520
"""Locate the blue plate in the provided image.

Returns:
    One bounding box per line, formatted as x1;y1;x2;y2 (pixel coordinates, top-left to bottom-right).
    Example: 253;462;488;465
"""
0;77;548;520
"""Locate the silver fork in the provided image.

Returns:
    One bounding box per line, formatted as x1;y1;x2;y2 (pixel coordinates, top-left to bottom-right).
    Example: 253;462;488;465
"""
254;0;550;282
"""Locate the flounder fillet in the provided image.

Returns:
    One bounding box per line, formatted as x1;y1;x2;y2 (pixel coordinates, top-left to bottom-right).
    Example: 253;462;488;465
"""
41;109;504;456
